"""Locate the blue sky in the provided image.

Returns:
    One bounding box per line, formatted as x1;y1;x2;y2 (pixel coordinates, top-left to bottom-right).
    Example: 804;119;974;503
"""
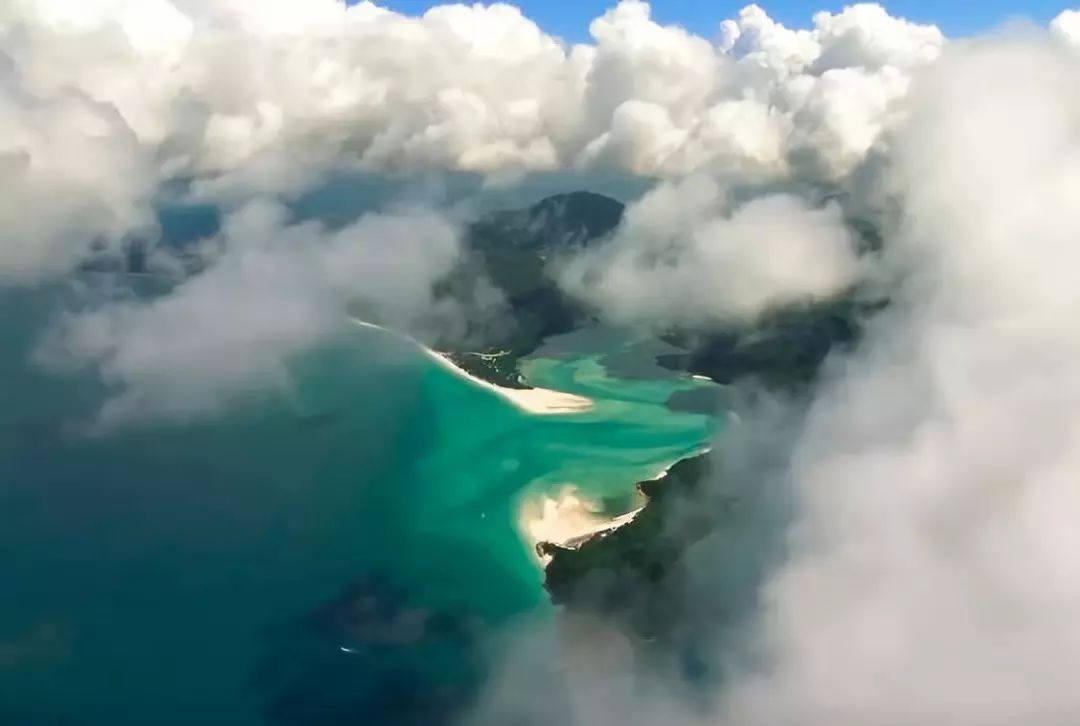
371;0;1072;40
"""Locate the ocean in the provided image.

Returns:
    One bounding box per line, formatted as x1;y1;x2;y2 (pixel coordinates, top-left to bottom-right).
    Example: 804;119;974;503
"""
0;287;721;725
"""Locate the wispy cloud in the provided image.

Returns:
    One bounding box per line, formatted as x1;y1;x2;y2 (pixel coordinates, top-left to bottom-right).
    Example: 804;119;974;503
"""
37;201;466;425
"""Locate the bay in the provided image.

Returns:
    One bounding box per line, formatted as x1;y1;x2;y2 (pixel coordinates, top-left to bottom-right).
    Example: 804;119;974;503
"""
0;288;721;725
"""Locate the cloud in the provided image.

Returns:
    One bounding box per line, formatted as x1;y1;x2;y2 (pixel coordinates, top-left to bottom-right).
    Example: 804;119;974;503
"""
711;29;1080;725
1051;9;1080;44
37;201;466;426
810;4;944;73
558;175;859;328
0;53;156;282
0;1;946;261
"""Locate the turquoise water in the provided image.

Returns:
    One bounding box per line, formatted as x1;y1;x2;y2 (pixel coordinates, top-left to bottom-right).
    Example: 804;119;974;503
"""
0;289;721;724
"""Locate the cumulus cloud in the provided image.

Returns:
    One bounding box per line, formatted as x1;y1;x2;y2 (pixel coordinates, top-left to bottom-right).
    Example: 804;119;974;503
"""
0;54;155;282
1051;8;1080;43
712;29;1080;726
37;202;466;426
0;1;946;279
558;175;859;328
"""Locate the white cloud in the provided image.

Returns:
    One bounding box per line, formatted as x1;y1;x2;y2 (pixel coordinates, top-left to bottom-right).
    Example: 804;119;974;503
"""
715;31;1080;725
38;202;465;426
559;175;859;328
0;1;947;232
0;57;156;282
721;5;820;74
811;4;944;72
1051;9;1080;45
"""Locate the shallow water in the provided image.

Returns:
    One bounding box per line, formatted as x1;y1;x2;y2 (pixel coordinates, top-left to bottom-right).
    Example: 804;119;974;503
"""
0;289;721;725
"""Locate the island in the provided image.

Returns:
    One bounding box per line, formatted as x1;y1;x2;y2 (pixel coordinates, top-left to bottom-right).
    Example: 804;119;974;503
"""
442;189;885;659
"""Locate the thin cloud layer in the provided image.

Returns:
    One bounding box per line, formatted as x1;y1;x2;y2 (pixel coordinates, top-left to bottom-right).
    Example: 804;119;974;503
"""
38;202;465;425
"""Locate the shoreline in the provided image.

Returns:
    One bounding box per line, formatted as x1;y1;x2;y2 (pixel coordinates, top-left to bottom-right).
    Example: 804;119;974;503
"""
519;488;646;564
519;454;692;563
352;318;708;571
423;348;594;415
350;319;594;416
526;448;714;564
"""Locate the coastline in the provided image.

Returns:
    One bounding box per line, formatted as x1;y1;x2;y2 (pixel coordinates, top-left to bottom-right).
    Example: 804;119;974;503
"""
519;488;646;564
533;447;714;562
350;318;594;416
423;348;594;415
519;452;700;564
352;318;711;573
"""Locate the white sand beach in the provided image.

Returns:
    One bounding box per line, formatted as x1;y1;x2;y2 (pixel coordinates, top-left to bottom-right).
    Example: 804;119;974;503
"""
422;348;594;415
519;452;712;563
351;318;594;415
519;488;643;563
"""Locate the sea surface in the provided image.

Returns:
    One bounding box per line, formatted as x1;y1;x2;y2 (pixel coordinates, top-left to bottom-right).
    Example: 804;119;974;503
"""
0;287;722;725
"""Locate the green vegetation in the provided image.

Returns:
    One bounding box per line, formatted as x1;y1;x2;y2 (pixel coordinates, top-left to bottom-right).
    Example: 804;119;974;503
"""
442;351;528;390
442;191;886;657
540;453;731;639
539;294;883;655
